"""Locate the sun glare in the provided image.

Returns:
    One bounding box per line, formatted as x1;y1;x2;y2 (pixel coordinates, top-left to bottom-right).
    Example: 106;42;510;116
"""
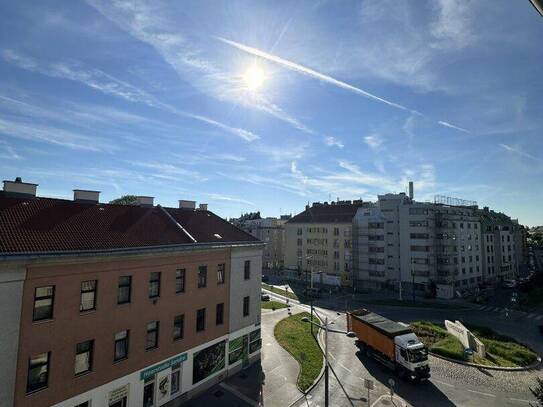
243;65;265;91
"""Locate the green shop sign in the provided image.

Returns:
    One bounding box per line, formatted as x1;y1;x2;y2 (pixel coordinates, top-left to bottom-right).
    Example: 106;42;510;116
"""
140;353;187;381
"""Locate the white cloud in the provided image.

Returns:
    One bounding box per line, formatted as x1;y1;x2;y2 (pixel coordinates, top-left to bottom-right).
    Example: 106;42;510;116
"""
86;1;315;136
430;0;476;50
0;140;22;160
217;37;415;114
363;134;383;150
125;161;207;182
206;193;255;206
438;121;470;133
0;118;113;152
324;136;344;148
1;50;260;143
499;143;540;162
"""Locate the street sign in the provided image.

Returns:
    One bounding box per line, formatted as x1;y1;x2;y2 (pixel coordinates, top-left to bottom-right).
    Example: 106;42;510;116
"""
364;379;374;390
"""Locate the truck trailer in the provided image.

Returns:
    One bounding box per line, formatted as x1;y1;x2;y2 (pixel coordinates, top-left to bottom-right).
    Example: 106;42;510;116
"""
347;309;430;381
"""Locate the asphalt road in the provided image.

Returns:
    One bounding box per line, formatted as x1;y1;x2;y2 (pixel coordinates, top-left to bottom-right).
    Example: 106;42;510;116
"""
263;288;541;407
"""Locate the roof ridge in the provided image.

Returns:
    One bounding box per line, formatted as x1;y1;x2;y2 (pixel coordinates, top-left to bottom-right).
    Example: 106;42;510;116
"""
157;205;197;243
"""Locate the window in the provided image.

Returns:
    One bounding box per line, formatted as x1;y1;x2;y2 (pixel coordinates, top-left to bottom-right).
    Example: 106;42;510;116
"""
216;303;224;325
175;269;185;293
244;260;251;280
297;228;302;235
27;352;50;393
198;266;207;288
149;272;161;299
333;227;340;235
171;363;181;395
80;280;97;312
410;233;429;239
114;330;129;361
173;315;184;341
243;296;250;317
297;238;302;246
146;321;159;350
217;264;225;285
117;276;132;304
75;340;93;375
143;381;154;407
33;286;55;321
196;308;206;332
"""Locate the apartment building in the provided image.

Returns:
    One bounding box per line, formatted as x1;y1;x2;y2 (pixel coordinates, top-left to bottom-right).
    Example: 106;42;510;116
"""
0;178;263;407
353;191;484;298
479;207;521;283
237;216;290;270
284;200;367;286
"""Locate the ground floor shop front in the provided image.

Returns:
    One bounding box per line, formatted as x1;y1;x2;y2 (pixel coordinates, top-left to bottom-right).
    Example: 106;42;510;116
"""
52;324;262;407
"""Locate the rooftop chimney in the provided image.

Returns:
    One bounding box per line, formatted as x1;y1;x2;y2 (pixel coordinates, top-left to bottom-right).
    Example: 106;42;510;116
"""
136;196;154;207
198;203;208;211
179;200;196;210
73;189;100;203
408;181;414;200
3;177;38;197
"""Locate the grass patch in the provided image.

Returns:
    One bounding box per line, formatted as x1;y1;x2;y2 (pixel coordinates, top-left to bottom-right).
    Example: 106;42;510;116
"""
262;283;299;301
261;300;288;310
365;299;467;310
410;321;538;367
410;321;464;360
466;324;538;367
274;312;323;392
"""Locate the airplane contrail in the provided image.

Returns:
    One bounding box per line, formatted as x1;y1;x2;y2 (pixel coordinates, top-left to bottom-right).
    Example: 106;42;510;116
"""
217;37;470;133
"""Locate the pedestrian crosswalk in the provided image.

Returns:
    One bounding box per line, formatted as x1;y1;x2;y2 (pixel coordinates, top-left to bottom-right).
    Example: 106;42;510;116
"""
475;305;543;320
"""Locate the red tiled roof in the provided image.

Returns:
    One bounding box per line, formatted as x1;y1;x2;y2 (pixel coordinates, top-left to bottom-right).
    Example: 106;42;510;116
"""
0;195;258;255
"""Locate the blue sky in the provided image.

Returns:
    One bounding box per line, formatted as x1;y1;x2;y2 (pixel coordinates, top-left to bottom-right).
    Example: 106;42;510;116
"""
1;1;542;225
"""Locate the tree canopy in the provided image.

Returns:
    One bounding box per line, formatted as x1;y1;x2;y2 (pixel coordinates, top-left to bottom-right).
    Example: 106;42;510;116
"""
109;195;139;205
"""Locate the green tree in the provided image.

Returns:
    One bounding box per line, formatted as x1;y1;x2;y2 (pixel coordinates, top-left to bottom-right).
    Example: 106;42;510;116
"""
531;377;543;406
109;195;138;205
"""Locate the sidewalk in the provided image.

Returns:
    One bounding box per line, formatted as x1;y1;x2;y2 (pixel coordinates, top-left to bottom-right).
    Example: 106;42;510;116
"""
260;307;304;407
371;394;413;407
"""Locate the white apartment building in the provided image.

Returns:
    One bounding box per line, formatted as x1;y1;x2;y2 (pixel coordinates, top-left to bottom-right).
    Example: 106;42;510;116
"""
237;216;290;270
353;191;484;298
284;200;368;286
480;207;520;283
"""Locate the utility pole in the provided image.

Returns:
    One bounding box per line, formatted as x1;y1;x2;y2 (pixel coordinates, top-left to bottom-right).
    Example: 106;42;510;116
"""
324;315;329;407
399;267;403;301
310;299;314;336
412;269;416;304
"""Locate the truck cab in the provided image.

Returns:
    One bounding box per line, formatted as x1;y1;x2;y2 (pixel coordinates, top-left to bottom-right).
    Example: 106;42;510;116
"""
394;333;430;380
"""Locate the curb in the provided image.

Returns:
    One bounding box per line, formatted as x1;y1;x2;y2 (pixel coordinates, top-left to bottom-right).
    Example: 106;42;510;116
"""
429;352;542;371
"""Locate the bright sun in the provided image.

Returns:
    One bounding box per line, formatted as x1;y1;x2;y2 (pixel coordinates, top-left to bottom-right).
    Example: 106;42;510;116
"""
243;65;265;91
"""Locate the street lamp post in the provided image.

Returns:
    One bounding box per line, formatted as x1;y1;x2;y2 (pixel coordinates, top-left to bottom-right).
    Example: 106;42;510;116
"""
301;316;355;407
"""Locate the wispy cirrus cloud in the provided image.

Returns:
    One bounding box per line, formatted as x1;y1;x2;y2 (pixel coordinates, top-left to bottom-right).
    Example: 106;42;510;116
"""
217;37;415;114
1;49;260;143
217;37;472;133
363;134;383;150
86;1;315;136
324;136;344;148
499;143;540;162
125;161;208;182
206;193;255;206
438;120;469;133
0;140;22;160
0;118;114;152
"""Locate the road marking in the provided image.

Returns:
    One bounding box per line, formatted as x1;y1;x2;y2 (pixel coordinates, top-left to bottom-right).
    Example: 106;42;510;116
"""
509;397;533;404
432;379;455;388
466;389;495;397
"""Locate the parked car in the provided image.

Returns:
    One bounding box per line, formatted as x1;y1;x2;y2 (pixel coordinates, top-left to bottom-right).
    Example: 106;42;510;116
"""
261;292;270;302
502;279;517;289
